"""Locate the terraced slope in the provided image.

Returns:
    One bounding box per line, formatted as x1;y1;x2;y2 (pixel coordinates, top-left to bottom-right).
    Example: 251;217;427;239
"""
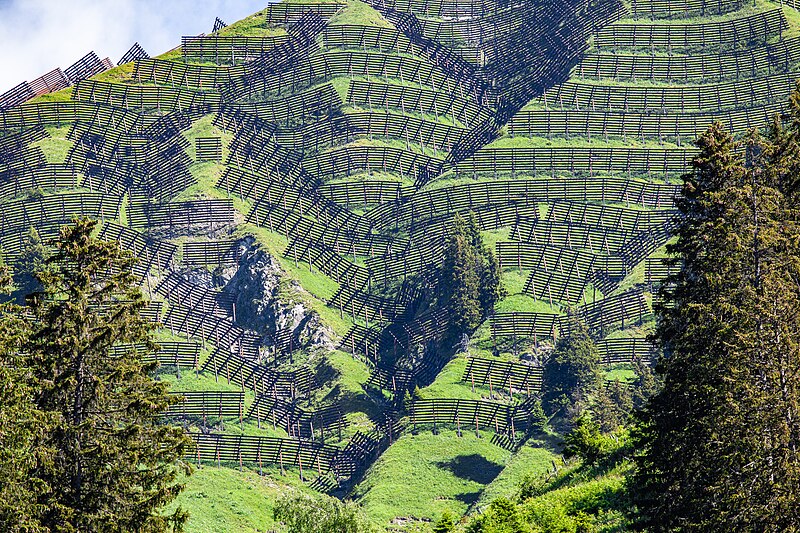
1;0;798;529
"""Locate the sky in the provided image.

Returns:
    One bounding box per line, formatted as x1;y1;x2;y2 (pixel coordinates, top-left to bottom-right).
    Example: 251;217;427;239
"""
0;0;271;93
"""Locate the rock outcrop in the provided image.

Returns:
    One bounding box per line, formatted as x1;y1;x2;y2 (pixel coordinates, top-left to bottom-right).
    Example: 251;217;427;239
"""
224;236;334;357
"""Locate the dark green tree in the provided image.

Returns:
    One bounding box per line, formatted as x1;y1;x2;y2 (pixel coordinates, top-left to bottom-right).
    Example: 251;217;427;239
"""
441;214;481;336
593;379;632;433
440;213;504;338
633;120;800;530
0;266;52;532
464;212;505;317
433;510;457;533
22;217;192;532
630;357;659;410
11;226;49;304
541;316;600;417
562;412;607;466
633;122;749;530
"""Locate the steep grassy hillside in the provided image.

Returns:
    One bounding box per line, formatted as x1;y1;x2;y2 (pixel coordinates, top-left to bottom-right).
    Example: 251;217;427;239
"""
2;0;797;529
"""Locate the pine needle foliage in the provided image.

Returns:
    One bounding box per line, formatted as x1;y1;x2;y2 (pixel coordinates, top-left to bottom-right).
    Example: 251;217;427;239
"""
439;213;505;339
633;108;800;530
541;316;601;417
11;226;50;304
0;266;53;532
16;217;193;532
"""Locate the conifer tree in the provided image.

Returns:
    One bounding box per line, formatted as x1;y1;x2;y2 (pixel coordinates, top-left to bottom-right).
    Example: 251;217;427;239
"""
630;357;659;410
440;213;504;338
593;379;632;433
464;212;505;316
433;510;456;533
562;412;606;465
0;266;52;532
541;316;600;417
478;242;504;318
633;120;800;530
11;226;49;304
441;214;482;336
22;218;192;531
633;122;749;529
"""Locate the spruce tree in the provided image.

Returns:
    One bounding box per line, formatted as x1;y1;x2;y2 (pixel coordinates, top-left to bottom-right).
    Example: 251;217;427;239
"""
477;242;504;318
464;212;505;316
541;316;600;417
562;412;606;465
593;379;632;433
0;266;52;532
433;510;456;533
633;122;749;530
11;226;49;304
440;213;504;339
23;218;192;531
633;121;800;530
630;357;659;410
441;214;481;336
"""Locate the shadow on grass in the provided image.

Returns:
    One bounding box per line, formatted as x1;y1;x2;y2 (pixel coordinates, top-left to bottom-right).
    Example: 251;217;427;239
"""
455;491;482;505
436;454;504;485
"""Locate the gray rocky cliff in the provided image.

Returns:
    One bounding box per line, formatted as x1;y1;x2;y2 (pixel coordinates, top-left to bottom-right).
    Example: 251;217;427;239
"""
223;236;334;358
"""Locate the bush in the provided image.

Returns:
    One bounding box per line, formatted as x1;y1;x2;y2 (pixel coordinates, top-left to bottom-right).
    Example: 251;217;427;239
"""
433;510;457;533
274;493;374;533
562;414;609;466
467;498;526;533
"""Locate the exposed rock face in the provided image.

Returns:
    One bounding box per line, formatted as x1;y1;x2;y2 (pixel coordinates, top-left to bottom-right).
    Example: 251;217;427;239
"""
181;267;215;289
224;236;333;354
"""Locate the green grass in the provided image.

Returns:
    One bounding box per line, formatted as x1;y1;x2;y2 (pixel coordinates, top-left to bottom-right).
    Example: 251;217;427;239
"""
329;0;391;27
157;368;243;393
173;114;242;204
620;0;766;24
156;48;183;61
217;17;287;38
345;102;465;128
518;459;633;533
781;0;800;39
474;435;560;511
330;76;353;102
322;136;447;162
603;364;637;383
91;61;136;84
417;356;481;400
27;87;73;104
496;293;560;315
312;349;381;438
603;322;655;341
480;227;510;251
32;125;73;164
352;430;513;527
418;171;669;197
487;135;679;150
164;466;316;533
497;270;530;298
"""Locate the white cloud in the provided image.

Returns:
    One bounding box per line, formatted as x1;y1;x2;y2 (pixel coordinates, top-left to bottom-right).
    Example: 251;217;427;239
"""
0;0;270;93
